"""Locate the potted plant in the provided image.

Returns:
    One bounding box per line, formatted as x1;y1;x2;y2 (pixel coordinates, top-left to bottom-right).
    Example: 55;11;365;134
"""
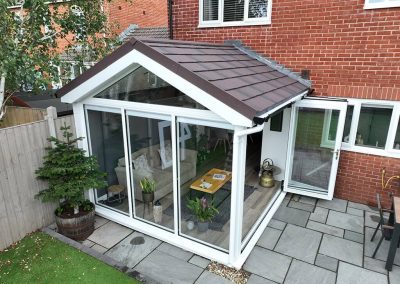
187;196;219;232
140;177;156;203
35;124;107;241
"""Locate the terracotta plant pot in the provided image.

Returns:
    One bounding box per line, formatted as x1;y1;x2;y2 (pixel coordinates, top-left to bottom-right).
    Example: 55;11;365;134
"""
197;221;209;232
55;209;95;241
142;191;154;203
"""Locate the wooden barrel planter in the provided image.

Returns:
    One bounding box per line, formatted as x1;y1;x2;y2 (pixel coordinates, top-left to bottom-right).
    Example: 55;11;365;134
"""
55;209;95;241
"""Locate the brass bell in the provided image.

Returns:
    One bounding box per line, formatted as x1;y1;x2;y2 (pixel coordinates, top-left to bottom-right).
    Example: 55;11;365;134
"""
259;158;275;188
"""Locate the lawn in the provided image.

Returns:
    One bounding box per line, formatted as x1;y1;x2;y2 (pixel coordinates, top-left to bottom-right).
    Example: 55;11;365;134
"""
0;232;139;284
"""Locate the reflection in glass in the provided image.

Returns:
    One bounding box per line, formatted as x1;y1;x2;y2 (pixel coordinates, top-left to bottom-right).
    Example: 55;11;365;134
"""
289;108;338;193
124;116;174;230
178;123;232;250
95;64;207;110
87;110;129;214
356;107;392;148
394;119;400;150
342;106;354;143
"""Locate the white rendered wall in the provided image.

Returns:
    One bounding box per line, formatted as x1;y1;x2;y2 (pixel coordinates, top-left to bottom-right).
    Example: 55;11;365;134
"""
260;108;292;181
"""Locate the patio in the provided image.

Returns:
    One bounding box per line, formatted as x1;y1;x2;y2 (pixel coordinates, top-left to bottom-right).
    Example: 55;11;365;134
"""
67;194;400;283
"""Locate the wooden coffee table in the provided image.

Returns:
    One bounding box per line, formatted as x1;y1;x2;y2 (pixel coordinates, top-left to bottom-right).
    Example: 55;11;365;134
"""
190;168;232;203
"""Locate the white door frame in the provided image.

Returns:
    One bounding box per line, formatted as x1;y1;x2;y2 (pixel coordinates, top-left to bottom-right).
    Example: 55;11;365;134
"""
284;99;347;200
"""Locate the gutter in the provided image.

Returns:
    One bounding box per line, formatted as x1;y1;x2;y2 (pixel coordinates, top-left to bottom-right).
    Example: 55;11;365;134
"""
168;0;173;39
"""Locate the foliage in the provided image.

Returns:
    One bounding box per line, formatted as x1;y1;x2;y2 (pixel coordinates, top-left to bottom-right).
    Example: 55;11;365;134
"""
187;196;219;222
139;177;156;193
35;124;107;214
0;232;139;283
0;0;121;119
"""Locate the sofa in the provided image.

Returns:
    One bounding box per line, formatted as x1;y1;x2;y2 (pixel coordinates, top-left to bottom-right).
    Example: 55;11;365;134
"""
114;143;197;202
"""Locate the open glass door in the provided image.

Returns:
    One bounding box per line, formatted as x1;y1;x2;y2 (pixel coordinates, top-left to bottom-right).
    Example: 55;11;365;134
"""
284;99;347;200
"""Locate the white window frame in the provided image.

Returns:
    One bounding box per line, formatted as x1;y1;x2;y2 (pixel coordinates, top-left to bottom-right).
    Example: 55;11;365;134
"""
364;0;400;10
324;98;400;158
199;0;272;28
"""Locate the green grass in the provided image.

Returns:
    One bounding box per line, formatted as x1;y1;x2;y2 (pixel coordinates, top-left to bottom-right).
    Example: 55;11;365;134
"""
0;232;139;284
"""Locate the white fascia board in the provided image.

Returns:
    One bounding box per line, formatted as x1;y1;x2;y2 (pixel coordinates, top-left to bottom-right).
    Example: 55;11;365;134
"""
61;49;254;127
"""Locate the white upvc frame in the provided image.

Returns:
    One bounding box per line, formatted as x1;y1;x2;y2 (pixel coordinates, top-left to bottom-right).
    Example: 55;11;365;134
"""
61;49;253;127
364;0;400;10
284;99;347;200
198;0;272;28
339;99;400;158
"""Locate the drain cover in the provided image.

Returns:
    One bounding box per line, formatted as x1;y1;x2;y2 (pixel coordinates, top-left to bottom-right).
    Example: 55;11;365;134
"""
130;236;145;245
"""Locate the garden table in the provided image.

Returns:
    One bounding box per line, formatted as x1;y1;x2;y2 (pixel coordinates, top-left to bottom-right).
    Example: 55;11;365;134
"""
386;196;400;271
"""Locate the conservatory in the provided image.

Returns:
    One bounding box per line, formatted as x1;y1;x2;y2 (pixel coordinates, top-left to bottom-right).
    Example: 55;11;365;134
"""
59;38;348;268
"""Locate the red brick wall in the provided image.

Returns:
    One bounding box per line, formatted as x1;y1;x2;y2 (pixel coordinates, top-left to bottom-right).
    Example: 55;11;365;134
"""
106;0;168;34
172;0;400;206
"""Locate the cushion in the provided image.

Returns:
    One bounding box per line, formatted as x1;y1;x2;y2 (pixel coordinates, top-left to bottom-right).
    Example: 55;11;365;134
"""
158;142;173;169
133;154;153;178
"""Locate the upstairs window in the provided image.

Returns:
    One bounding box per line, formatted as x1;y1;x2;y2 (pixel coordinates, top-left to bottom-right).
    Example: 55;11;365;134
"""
364;0;400;9
200;0;271;27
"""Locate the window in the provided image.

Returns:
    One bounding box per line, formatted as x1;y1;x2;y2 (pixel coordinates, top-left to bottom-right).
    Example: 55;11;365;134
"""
200;0;271;27
53;61;95;89
355;106;392;149
364;0;400;9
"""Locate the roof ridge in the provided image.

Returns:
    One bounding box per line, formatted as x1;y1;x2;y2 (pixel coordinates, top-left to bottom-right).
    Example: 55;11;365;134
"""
227;40;312;88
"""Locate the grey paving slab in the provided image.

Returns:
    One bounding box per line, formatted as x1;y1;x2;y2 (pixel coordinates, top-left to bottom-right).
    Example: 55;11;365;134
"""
364;256;388;275
243;246;291;283
389;266;400;284
91;244;108;254
157;242;193;261
348;201;377;213
268;219;286;231
365;211;384;228
94;215;109;229
285;259;336;284
272;206;310;227
309;206;329;223
319;234;363;266
336;262;387;284
307;220;344;237
105;232;161;268
347;207;364;217
257;227;282;250
195;270;231;284
189;255;210;269
247;274;277;284
344;230;364;244
288;200;315;212
135;249;203;284
364;227;400;266
82;239;95;247
315;254;338;272
326;210;364;233
298;196;317;206
275;224;321;264
317;198;347;212
88;221;133;249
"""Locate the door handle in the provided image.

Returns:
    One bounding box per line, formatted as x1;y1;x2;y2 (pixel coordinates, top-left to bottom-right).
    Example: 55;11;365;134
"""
331;150;340;160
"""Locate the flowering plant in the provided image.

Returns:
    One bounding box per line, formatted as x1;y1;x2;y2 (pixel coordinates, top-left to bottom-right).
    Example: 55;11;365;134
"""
187;196;219;222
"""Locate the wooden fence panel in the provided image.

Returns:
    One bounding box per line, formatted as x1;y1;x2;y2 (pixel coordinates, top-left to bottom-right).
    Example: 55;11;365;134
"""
0;106;47;129
0;114;76;250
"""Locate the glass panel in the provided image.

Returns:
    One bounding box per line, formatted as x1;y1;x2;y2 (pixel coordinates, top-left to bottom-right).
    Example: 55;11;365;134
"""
95;65;207;110
342;106;354;143
87;110;129;214
128;115;174;230
203;0;219;21
393;118;400;150
241;133;280;241
356;106;392;149
178;123;232;250
289;108;338;193
223;0;244;22
248;0;268;18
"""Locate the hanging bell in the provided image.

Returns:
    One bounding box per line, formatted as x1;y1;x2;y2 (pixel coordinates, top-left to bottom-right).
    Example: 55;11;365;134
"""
259;158;275;188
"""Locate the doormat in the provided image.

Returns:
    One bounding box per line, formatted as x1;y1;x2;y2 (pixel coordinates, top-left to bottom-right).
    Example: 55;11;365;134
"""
164;183;256;231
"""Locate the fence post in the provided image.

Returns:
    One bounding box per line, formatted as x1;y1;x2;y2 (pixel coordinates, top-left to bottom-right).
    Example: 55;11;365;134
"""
46;106;57;147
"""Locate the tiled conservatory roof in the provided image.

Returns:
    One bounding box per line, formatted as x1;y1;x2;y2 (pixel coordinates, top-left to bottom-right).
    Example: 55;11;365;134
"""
57;38;310;120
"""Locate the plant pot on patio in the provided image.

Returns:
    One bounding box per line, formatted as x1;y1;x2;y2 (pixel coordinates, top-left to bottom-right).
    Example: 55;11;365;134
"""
55;203;95;241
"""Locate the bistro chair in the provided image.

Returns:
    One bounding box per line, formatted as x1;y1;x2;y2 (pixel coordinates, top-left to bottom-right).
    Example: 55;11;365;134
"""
371;193;395;258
